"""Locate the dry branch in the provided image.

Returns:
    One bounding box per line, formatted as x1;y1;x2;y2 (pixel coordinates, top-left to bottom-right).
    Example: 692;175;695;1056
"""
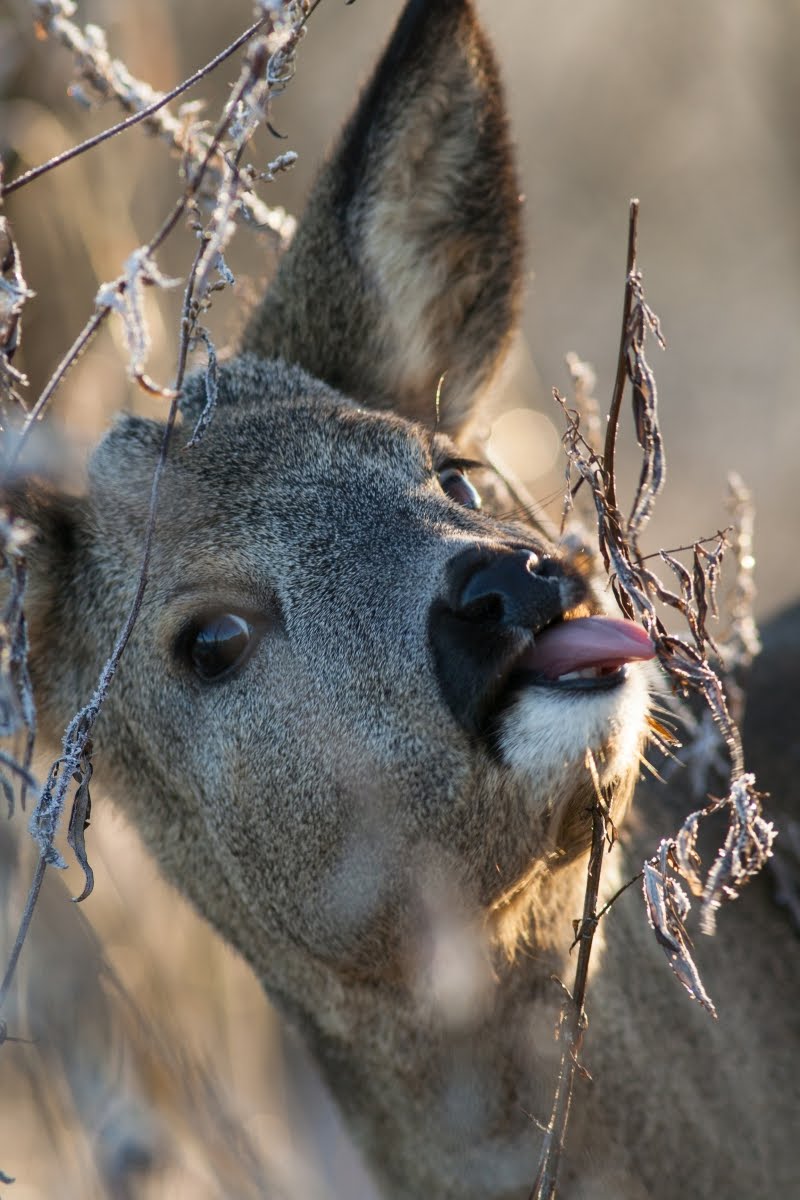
533;198;774;1196
0;215;33;414
530;755;613;1200
0;0;313;1062
558;200;773;957
17;0;296;243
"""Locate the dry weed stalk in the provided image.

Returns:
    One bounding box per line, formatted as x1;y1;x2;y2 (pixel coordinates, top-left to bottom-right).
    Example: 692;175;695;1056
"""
0;0;313;1076
0;5;317;1190
532;201;774;1199
16;0;297;243
529;754;613;1200
0;216;33;417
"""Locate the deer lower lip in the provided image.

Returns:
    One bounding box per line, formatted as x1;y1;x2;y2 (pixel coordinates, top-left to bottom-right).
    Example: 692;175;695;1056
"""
511;662;629;693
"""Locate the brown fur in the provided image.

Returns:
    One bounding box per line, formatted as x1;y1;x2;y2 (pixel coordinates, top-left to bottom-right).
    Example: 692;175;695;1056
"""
10;2;798;1196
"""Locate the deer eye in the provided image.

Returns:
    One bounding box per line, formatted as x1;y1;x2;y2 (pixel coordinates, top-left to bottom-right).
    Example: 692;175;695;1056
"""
189;614;256;681
438;467;482;511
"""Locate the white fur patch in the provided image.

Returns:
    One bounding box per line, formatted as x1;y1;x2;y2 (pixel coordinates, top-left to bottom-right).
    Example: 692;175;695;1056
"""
498;663;650;794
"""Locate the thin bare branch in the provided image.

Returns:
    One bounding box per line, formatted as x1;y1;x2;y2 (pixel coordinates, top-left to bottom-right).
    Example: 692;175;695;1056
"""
535;197;773;1198
1;15;269;199
8;20;288;467
10;1;296;241
555;202;773;981
0;2;312;1018
0;214;34;414
0;855;46;1011
531;753;611;1200
9;309;105;466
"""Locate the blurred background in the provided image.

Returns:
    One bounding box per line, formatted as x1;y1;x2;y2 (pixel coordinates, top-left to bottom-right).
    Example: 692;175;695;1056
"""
0;0;798;1195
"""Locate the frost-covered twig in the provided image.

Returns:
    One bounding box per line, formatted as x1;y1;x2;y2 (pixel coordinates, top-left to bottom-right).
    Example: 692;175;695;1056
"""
0;3;312;1026
10;16;301;464
20;0;296;241
530;754;612;1200
3;15;268;201
534;199;774;1200
0;213;34;415
0;508;36;817
556;200;774;987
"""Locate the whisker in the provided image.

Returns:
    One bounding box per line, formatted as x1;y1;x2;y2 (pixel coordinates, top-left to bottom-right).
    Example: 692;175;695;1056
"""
638;754;667;783
482;454;561;542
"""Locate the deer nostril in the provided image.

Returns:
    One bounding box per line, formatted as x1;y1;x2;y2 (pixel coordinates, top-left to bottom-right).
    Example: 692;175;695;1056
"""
455;549;561;633
460;589;505;624
535;555;559;578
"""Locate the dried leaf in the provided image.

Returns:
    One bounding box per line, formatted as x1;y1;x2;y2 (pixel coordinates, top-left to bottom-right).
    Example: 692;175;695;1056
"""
720;474;760;666
0;215;34;375
67;752;94;903
660;550;693;607
187;329;219;447
642;853;716;1017
29;762;67;869
95;249;181;397
555;208;769;1020
674;812;705;897
700;774;776;934
627;286;666;538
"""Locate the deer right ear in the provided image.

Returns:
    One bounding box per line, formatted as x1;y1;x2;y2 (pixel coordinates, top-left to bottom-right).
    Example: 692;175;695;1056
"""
242;0;522;435
2;479;93;734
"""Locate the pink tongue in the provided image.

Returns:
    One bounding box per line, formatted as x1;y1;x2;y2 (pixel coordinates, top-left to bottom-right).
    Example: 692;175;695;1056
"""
522;617;655;679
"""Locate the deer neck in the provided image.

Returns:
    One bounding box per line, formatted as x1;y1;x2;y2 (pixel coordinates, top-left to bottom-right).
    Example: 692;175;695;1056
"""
280;856;595;1200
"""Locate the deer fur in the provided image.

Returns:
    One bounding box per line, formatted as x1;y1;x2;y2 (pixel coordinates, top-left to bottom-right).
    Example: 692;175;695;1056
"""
11;2;798;1196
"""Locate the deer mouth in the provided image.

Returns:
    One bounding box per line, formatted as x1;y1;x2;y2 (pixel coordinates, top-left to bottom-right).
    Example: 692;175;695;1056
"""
507;615;655;694
429;593;656;737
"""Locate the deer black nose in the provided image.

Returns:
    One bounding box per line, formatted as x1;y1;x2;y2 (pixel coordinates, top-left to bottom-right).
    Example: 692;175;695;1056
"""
429;547;569;736
455;548;562;631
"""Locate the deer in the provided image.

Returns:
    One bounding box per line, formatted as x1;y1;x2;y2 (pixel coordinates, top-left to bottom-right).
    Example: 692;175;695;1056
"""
6;1;798;1196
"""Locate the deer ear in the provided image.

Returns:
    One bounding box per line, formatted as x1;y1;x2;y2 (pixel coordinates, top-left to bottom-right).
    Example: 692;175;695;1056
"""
241;0;522;434
1;478;94;736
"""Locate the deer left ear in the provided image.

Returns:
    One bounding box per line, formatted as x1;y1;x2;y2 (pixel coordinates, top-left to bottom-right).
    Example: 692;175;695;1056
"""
241;0;523;435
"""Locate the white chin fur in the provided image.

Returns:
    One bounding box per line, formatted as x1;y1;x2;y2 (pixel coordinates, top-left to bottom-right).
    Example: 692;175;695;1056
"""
498;663;650;789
